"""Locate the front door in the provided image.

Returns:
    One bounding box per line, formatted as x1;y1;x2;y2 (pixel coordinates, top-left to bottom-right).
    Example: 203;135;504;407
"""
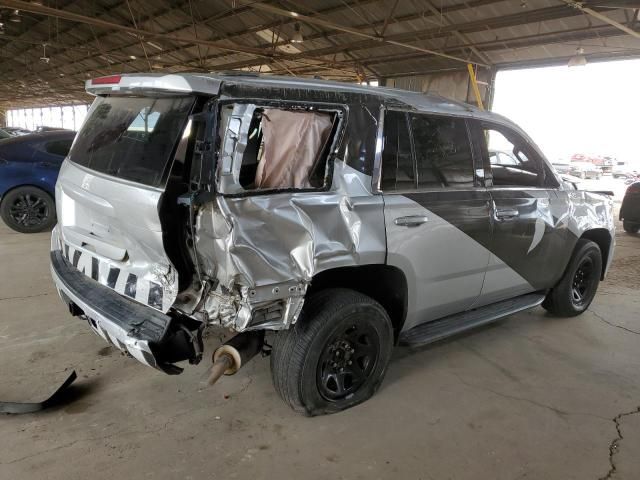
473;121;569;306
380;110;492;332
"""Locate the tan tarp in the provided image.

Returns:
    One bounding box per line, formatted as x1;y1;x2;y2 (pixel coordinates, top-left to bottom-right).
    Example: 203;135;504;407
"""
255;109;333;189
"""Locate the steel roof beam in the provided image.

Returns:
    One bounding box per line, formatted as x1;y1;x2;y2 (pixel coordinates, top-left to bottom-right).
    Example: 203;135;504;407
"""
0;0;271;57
562;0;640;39
243;1;487;67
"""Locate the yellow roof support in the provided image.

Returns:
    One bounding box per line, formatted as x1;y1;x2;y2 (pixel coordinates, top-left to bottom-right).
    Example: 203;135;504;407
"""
467;63;484;110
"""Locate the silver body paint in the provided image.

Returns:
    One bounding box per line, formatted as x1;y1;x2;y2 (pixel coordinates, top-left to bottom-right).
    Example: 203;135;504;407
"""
53;160;179;312
49;73;615;372
557;189;616;274
179;160;385;330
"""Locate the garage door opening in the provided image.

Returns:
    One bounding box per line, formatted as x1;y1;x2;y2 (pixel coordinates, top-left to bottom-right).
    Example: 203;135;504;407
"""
491;59;640;189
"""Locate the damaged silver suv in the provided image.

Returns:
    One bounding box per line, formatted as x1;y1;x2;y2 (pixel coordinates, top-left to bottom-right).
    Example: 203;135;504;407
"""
50;73;615;415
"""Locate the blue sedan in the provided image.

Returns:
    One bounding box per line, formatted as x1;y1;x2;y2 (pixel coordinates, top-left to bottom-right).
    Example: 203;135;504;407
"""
0;131;75;233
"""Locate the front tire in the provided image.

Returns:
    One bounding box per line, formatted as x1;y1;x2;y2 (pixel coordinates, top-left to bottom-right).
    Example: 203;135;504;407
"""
623;221;639;234
0;186;56;233
270;288;393;416
542;239;602;317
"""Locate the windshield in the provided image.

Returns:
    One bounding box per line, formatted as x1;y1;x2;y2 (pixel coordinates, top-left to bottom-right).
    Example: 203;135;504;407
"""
68;96;194;187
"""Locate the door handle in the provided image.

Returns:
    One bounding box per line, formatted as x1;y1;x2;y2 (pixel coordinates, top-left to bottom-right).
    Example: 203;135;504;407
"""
394;215;428;227
495;208;520;220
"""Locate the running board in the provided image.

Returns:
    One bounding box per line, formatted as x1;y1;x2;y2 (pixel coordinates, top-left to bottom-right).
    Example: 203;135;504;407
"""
399;292;546;347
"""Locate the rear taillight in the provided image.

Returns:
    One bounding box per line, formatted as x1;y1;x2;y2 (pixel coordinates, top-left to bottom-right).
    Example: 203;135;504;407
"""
91;75;122;85
627;183;640;194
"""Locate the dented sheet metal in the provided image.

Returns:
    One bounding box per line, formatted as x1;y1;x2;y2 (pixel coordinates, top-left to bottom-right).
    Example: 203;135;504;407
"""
560;189;616;275
53;162;179;313
185;160;385;330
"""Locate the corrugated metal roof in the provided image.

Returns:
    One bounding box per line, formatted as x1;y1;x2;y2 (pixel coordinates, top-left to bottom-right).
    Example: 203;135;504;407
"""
0;0;639;108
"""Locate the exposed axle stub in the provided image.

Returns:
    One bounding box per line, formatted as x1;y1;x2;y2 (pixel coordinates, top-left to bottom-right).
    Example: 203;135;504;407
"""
207;331;264;386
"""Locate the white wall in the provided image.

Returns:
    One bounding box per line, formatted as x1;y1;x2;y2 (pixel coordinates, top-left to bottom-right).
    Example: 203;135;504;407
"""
6;104;89;131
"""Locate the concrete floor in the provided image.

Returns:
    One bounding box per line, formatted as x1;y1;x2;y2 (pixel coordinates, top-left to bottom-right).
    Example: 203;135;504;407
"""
1;202;639;479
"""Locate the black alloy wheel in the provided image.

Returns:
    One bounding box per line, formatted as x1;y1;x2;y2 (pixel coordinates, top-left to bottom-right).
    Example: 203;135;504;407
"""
542;238;602;317
0;186;56;233
10;193;49;228
317;320;380;401
571;257;597;308
270;288;394;416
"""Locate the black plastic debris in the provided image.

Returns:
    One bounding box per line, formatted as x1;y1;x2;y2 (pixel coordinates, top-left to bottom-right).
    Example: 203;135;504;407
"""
0;370;77;414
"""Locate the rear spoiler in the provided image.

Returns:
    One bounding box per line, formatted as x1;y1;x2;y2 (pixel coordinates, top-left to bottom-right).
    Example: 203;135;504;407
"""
86;74;221;96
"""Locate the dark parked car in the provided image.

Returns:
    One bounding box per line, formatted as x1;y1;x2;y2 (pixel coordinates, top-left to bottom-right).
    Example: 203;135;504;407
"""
620;181;640;233
0;130;75;233
4;127;32;136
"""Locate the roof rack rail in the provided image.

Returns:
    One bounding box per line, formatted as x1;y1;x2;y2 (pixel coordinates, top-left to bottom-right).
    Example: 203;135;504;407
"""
211;70;261;77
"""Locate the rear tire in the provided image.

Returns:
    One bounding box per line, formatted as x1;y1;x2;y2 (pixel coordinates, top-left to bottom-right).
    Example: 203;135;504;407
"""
542;239;602;317
0;186;56;233
623;221;639;234
270;288;393;416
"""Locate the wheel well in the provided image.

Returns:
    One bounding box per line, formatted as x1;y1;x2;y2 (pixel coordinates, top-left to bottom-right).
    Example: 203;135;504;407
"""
580;228;612;279
306;264;408;341
0;184;54;205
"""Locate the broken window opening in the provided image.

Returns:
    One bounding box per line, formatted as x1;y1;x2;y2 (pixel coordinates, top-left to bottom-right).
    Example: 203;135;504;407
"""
216;103;340;195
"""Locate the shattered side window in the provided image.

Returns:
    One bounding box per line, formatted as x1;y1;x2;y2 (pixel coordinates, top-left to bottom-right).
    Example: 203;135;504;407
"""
381;111;415;191
342;105;378;176
216;103;338;194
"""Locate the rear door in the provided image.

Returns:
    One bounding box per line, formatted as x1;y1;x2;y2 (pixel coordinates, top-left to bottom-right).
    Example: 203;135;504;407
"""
473;120;567;305
381;110;492;331
54;95;195;313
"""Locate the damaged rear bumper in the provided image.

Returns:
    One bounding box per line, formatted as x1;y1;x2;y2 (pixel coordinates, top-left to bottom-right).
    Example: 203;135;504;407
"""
50;250;201;374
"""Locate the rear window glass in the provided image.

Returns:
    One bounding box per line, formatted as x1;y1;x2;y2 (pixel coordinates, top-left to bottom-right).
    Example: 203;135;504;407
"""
68;96;194;187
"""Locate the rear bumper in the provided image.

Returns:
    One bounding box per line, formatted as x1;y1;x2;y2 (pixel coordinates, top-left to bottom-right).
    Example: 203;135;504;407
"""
50;250;200;374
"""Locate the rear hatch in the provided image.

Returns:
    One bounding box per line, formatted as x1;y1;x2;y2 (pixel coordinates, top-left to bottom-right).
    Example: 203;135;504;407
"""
54;94;195;313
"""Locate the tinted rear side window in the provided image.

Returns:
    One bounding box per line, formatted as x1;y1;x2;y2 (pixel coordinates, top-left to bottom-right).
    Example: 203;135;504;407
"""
44;139;73;157
381;111;414;191
410;114;474;189
69;96;194;187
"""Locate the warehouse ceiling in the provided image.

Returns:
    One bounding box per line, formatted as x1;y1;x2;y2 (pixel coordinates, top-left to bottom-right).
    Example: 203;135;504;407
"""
0;0;639;109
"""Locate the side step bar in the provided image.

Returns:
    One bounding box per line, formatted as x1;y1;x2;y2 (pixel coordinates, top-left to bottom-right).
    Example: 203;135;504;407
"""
399;292;546;347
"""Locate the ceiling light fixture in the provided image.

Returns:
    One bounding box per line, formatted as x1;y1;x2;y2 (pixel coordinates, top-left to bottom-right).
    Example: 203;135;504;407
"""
291;23;303;43
129;55;137;60
568;47;587;67
39;43;50;63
